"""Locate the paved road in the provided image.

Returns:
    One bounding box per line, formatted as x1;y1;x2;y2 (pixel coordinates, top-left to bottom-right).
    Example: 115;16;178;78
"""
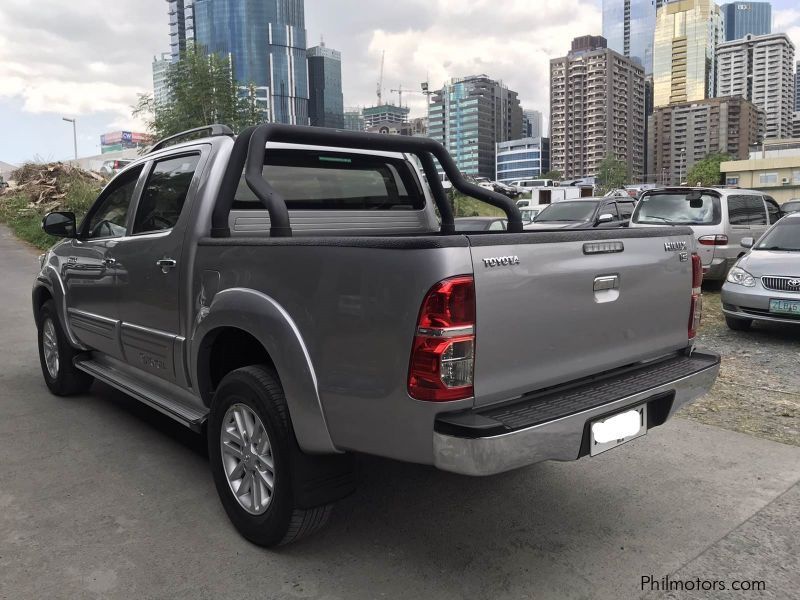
1;225;798;600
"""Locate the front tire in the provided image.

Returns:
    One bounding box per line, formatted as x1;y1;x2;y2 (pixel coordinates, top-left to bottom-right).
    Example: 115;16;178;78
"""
208;365;333;547
37;300;94;396
725;316;753;331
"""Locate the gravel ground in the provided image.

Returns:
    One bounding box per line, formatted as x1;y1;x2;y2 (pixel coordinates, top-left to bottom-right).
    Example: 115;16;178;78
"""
679;288;800;447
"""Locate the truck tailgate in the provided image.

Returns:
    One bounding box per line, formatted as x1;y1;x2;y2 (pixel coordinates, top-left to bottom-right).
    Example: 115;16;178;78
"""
467;228;694;407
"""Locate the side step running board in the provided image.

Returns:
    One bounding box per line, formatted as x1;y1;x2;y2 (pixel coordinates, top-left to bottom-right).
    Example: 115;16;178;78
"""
74;356;207;432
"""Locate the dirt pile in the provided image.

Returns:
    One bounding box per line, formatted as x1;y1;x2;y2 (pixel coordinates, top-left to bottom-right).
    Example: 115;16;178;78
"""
1;163;105;212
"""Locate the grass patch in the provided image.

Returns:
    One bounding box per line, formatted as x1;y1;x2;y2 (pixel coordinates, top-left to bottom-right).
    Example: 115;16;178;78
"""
451;193;506;218
0;171;101;250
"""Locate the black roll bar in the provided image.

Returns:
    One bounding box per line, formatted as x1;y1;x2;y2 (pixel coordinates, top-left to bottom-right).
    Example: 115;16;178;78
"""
211;123;522;238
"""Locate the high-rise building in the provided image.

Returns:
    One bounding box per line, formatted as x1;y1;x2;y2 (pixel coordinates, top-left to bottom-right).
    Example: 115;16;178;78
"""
602;0;665;75
495;137;551;183
522;110;543;138
720;2;771;41
362;105;410;129
428;75;523;179
307;42;344;129
651;97;762;185
550;36;645;181
717;33;795;140
167;0;195;62
152;52;172;107
795;61;799;112
343;107;365;131
194;0;309;125
653;0;724;107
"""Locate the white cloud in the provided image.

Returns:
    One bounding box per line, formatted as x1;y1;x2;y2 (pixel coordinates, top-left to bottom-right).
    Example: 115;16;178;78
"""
0;0;165;124
307;0;602;129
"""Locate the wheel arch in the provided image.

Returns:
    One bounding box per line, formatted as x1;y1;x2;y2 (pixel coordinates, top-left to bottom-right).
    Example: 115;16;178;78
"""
32;283;53;327
191;288;337;455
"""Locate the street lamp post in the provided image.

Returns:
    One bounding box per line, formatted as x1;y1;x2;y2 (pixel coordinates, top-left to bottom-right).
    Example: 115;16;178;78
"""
62;117;77;162
678;148;686;186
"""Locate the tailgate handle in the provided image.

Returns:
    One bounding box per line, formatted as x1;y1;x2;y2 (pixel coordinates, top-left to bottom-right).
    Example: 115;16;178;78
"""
594;275;619;291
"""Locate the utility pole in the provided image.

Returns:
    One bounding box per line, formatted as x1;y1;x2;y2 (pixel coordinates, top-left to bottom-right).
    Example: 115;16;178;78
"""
62;117;78;162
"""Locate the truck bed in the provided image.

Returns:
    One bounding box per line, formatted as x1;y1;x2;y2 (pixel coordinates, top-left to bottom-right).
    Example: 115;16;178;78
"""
195;225;697;465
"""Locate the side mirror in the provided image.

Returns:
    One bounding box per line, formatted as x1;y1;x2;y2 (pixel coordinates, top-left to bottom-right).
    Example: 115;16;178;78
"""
740;237;754;249
42;212;77;238
597;213;615;225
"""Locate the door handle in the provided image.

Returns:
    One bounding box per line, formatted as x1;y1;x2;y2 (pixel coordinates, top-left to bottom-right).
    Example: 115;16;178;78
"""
156;258;177;273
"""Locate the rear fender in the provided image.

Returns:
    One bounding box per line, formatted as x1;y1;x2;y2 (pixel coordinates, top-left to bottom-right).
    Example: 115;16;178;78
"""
191;287;337;454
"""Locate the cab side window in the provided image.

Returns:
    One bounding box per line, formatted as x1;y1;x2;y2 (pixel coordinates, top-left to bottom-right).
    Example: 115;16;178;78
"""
133;155;200;235
85;166;143;239
618;201;635;220
763;196;781;224
728;195;766;225
602;202;621;220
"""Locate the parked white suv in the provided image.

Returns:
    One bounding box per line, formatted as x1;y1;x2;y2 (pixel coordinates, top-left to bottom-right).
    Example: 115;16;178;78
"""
630;188;782;281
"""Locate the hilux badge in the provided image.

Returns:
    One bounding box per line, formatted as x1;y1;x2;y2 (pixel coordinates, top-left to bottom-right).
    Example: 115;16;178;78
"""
664;241;687;252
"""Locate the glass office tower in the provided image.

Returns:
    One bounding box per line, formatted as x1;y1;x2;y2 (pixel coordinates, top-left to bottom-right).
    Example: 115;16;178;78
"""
652;0;723;107
167;0;195;62
721;2;771;41
194;0;309;124
307;43;344;129
602;0;665;75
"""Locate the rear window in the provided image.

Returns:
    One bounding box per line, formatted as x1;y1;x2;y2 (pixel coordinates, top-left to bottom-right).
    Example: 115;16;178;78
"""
632;193;721;225
233;150;425;211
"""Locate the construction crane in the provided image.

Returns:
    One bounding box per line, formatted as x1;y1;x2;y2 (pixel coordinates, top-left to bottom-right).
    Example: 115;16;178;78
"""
390;84;410;107
391;82;436;108
376;51;385;105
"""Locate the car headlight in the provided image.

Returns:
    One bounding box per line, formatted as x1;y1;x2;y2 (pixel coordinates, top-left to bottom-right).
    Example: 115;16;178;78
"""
727;266;756;287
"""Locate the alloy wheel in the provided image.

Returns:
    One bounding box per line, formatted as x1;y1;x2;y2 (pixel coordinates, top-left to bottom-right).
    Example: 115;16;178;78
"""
220;403;275;515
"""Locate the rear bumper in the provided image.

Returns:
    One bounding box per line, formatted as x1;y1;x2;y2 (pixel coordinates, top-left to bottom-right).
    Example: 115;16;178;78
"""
432;351;720;476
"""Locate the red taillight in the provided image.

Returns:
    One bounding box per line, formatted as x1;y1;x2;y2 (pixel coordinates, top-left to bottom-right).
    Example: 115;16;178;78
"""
698;235;728;246
689;253;703;340
408;276;475;401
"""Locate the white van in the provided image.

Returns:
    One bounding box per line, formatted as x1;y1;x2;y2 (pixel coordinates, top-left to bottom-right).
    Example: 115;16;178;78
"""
510;179;557;191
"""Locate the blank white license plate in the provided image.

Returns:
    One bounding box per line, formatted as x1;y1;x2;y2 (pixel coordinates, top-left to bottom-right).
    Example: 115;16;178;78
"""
590;404;647;456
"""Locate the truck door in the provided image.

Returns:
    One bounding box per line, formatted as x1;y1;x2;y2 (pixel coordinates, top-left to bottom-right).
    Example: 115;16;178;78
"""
61;165;145;358
111;152;203;385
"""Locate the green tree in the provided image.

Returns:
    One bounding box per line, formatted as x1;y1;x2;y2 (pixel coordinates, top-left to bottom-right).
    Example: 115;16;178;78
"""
685;152;731;187
541;170;562;181
595;156;629;194
133;44;264;142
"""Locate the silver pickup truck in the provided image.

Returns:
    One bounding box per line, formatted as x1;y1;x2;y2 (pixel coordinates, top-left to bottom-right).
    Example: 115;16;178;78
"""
33;124;720;546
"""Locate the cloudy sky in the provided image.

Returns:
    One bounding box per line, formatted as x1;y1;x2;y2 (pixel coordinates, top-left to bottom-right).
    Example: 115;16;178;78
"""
1;0;799;164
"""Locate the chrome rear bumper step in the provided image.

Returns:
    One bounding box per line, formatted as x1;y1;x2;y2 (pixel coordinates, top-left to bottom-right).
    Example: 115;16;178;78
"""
433;351;720;476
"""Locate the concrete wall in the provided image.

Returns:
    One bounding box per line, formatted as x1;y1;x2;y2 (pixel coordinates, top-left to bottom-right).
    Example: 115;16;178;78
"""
721;155;800;203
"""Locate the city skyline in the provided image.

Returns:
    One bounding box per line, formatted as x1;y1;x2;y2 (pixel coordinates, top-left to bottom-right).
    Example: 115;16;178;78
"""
1;0;800;163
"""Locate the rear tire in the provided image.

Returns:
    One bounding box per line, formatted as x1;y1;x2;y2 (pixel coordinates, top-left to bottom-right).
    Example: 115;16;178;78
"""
725;316;753;331
37;300;94;396
208;365;333;547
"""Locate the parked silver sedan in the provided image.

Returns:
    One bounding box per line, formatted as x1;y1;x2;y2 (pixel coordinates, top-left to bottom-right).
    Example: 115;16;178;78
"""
721;213;800;330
